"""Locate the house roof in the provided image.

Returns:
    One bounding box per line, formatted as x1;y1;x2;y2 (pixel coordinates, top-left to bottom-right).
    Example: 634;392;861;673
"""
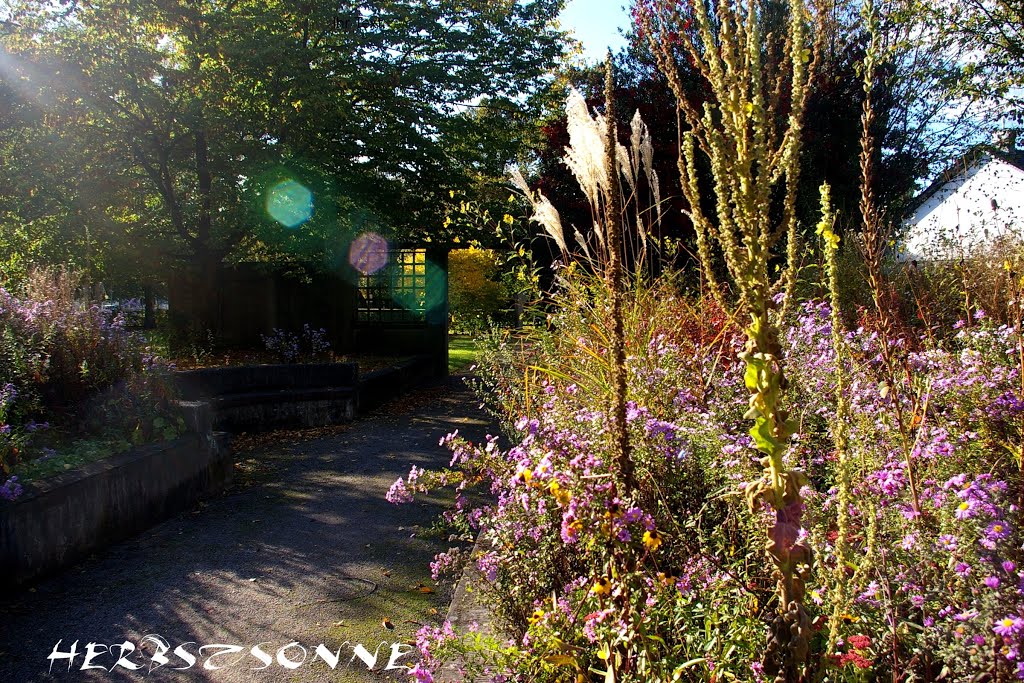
906;144;1024;218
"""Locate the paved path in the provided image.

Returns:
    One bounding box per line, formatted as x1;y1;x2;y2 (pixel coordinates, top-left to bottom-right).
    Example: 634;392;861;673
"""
0;376;495;683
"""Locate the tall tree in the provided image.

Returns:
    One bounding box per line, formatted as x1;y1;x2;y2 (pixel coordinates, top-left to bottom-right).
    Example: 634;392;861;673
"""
0;0;566;319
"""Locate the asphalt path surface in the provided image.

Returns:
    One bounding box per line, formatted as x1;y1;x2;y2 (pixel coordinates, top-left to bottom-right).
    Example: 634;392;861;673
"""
0;376;494;683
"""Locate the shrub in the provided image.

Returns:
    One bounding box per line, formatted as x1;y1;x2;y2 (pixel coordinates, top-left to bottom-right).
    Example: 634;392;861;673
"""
261;324;331;364
0;268;180;494
449;248;513;334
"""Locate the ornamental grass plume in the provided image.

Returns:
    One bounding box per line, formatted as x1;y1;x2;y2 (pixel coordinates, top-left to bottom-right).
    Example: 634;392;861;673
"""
507;167;567;257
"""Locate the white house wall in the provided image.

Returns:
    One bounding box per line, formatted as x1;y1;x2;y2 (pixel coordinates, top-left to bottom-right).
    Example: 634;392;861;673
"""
903;155;1024;260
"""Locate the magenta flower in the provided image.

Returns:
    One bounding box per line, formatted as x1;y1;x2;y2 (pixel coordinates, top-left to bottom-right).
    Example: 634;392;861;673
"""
386;477;414;504
408;662;434;683
994;616;1024;638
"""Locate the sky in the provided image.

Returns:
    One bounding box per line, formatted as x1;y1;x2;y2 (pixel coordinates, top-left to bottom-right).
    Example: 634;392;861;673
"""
558;0;631;63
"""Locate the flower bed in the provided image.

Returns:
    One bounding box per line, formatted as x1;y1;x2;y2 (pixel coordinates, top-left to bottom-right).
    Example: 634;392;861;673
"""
388;276;1024;682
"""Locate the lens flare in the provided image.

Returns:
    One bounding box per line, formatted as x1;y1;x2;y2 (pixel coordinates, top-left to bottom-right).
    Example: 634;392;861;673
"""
349;232;389;275
392;260;446;319
265;180;313;228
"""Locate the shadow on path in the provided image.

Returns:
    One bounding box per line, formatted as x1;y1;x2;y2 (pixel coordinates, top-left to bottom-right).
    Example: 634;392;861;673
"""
0;376;496;683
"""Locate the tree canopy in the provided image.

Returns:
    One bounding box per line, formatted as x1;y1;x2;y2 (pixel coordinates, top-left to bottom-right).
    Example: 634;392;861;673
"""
0;0;567;291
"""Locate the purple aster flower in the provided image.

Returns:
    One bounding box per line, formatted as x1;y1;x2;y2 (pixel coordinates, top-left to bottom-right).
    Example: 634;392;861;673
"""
986;521;1012;542
994;616;1024;638
956;500;977;519
985;576;1001;589
386;477;414;504
0;476;22;501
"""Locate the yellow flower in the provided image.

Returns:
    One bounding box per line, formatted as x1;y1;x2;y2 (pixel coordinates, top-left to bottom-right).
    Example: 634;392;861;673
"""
591;576;612;597
603;502;622;522
503;213;514;225
642;529;663;551
529;608;545;625
515;467;533;485
549;480;571;506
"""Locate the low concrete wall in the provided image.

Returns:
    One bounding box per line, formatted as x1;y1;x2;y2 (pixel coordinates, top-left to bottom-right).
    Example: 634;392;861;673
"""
0;426;231;590
358;355;436;413
175;363;359;399
174;358;434;430
175;363;360;432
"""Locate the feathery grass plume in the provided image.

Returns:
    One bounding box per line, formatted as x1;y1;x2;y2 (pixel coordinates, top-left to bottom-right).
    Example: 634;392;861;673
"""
563;88;610;215
507;166;568;256
557;85;662;273
617;140;636;193
635;111;662;226
639;0;824;678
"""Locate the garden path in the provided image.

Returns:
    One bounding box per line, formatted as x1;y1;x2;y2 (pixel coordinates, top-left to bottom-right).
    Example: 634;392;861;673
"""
0;375;495;683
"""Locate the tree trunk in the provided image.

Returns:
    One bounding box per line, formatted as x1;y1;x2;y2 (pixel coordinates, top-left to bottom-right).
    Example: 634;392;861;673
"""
143;283;156;329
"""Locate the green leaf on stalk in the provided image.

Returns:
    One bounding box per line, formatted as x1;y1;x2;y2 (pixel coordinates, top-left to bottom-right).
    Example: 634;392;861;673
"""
749;417;781;455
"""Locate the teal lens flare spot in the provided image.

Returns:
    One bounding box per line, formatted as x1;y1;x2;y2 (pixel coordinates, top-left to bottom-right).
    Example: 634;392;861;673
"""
265;180;313;228
392;260;445;316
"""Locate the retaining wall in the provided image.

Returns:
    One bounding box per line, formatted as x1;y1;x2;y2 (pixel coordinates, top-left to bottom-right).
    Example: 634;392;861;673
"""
0;413;229;590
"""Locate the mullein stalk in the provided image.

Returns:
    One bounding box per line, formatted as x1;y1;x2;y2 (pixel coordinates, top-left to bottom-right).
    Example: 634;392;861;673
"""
818;183;854;652
640;0;818;678
603;53;634;498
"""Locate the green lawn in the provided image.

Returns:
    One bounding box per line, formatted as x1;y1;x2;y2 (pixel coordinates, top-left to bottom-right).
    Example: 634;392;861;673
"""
448;335;479;373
